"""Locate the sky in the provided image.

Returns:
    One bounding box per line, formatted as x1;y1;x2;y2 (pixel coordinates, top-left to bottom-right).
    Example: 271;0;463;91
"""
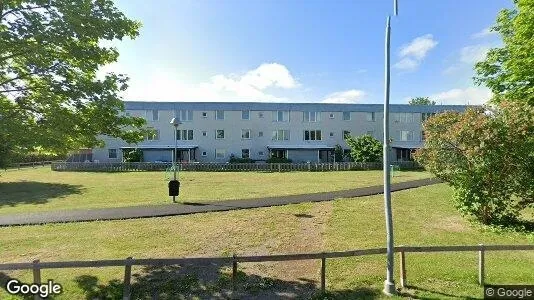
101;0;512;105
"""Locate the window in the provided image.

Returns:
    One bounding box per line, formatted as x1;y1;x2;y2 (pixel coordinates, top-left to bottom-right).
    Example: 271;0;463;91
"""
258;112;264;118
271;149;287;159
242;110;250;120
176;129;194;140
399;130;414;141
329;113;335;119
216;110;225;120
396;148;413;161
366;130;374;137
215;149;226;159
258;131;263;137
272;110;289;122
241;149;250;159
342;111;351;121
258;151;265;156
241;129;251;139
108;149;117;159
304;130;322;141
201;151;207;157
216;130;225;139
176;110;193;121
366;112;375;122
393;112;415;123
146;128;159;141
202;112;208;118
421;112;436;122
343;130;351;139
303;111;320;122
329;132;334;138
202;131;207;137
272;130;290;141
421;130;426;141
147;110;159;121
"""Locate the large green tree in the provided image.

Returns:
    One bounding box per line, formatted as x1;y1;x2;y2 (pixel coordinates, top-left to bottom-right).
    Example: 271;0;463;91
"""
409;97;436;105
414;102;534;226
0;0;146;167
474;0;534;105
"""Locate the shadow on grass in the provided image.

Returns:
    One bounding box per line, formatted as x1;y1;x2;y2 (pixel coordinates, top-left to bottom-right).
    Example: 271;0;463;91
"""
74;262;384;299
0;181;83;208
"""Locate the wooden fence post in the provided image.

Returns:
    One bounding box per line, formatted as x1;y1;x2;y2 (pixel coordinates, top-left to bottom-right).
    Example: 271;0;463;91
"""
399;247;406;288
320;254;326;294
123;257;133;300
232;254;238;295
478;244;485;286
32;259;41;300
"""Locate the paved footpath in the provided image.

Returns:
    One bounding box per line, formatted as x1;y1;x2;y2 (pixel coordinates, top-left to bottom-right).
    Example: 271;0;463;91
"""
0;178;441;226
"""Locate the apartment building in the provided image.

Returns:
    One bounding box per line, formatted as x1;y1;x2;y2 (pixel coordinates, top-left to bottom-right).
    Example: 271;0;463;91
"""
91;101;466;163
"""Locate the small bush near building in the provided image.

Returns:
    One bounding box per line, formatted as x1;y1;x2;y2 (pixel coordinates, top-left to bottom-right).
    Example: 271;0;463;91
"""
345;134;382;163
266;157;292;163
123;149;143;162
228;157;255;163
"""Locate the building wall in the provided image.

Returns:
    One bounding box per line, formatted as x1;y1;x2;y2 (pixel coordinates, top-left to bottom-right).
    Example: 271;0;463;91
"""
91;102;466;163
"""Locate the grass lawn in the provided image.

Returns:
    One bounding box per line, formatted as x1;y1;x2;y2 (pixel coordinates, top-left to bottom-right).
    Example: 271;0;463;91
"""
0;167;431;215
0;183;532;299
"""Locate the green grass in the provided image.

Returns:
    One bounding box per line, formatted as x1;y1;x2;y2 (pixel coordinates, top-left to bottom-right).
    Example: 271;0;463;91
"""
0;167;430;215
0;182;532;299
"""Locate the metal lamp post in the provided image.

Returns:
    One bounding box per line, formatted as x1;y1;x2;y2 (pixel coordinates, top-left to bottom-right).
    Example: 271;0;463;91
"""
383;0;398;296
170;118;181;202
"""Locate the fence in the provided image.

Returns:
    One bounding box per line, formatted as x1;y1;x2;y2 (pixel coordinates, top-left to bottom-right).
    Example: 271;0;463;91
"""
4;160;63;171
1;244;532;300
51;161;421;172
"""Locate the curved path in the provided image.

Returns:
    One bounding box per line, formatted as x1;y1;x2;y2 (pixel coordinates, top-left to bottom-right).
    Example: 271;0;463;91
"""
0;178;441;226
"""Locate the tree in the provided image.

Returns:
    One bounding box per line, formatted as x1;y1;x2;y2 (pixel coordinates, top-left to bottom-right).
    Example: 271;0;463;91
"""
409;97;436;105
345;134;382;163
474;0;534;105
414;102;534;226
333;144;344;162
0;0;147;167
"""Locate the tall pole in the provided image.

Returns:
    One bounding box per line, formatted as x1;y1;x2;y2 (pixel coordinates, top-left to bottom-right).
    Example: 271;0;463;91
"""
383;0;398;296
173;124;178;202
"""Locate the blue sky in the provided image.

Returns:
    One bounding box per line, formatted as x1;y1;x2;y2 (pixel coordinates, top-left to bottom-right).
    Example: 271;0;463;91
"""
103;0;511;104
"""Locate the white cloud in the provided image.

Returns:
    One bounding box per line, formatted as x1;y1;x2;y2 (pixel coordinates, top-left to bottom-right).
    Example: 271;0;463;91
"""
100;63;299;102
460;45;491;64
394;34;438;70
394;58;419;71
321;89;366;104
430;86;492;105
471;27;497;39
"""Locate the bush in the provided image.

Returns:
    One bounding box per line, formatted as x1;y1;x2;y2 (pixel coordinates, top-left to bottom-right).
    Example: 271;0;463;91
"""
414;102;534;226
123;149;143;162
228;157;255;163
266;157;292;163
344;134;382;163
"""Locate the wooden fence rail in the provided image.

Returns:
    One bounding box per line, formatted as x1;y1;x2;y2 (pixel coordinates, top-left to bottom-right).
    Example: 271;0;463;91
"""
0;244;532;299
4;160;63;170
51;161;421;172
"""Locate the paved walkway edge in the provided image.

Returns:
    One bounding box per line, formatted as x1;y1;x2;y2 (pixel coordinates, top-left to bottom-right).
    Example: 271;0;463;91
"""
0;178;442;226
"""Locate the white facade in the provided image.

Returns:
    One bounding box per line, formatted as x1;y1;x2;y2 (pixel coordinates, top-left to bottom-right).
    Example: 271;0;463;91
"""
91;102;466;163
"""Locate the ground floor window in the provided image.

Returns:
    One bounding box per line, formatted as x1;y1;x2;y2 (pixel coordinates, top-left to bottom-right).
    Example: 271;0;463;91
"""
241;149;250;159
108;149;117;159
396;148;414;161
270;149;287;159
215;149;226;159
